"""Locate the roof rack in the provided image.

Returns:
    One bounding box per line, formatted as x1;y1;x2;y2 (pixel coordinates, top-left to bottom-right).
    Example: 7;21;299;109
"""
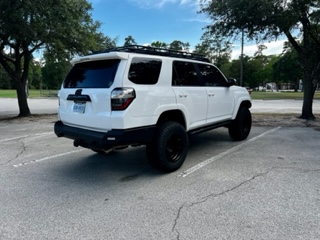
95;45;210;63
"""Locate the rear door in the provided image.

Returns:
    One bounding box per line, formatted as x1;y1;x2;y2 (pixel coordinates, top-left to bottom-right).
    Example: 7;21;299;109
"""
172;61;207;129
58;59;124;132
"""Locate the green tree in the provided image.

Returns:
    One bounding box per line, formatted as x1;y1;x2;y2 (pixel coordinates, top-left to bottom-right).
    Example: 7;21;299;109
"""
169;40;190;51
28;60;42;89
0;0;109;117
250;55;274;88
200;29;232;67
193;42;210;56
273;42;303;91
249;46;278;88
200;0;320;119
229;55;256;87
41;52;72;90
254;44;268;57
124;35;137;46
0;65;11;89
150;41;168;48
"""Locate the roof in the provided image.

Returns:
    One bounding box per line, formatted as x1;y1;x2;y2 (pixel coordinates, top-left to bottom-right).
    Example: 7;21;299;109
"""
94;45;210;63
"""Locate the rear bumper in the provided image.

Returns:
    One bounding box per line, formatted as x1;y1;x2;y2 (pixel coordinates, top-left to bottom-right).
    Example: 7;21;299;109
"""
54;121;155;150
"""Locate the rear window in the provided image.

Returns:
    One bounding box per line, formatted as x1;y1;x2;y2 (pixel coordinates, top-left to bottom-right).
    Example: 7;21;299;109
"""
63;59;120;88
128;58;162;84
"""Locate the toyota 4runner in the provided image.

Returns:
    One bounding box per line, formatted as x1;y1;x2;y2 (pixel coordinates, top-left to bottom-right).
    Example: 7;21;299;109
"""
54;45;252;172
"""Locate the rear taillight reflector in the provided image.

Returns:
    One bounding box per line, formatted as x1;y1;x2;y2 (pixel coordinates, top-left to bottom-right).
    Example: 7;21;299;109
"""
111;88;135;111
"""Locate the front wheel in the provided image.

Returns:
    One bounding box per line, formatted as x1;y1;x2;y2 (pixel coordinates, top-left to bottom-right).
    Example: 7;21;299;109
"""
146;121;188;172
228;107;252;141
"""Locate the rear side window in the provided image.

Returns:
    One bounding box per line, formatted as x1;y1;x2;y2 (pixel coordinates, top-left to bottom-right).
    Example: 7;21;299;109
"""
172;61;200;86
128;58;162;84
63;59;120;88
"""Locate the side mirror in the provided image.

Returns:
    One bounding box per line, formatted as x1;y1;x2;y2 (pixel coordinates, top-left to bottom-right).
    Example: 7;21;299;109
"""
227;78;237;86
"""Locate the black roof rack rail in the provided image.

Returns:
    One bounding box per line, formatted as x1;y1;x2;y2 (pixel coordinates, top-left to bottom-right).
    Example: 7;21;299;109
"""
94;45;210;63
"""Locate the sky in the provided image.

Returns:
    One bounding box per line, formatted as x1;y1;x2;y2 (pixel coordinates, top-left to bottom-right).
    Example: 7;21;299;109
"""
89;0;286;59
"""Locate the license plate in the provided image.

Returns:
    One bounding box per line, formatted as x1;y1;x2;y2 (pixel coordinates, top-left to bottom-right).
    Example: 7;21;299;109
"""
73;102;86;113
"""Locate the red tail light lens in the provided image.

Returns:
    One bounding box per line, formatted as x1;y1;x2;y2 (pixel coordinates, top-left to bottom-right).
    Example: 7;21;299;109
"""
111;88;135;110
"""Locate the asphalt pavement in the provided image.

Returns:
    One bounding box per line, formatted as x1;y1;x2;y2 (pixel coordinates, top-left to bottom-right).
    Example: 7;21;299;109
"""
1;97;320;118
1;97;320;239
0;111;319;239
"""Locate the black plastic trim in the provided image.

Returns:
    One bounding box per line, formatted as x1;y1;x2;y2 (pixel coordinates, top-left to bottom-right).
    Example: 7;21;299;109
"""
54;121;156;150
188;120;232;135
67;94;91;102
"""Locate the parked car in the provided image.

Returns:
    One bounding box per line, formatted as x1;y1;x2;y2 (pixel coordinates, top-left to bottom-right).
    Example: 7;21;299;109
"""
54;45;252;172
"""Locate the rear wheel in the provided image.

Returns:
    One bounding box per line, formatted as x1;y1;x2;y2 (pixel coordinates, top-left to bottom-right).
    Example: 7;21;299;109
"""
146;121;188;172
228;107;252;141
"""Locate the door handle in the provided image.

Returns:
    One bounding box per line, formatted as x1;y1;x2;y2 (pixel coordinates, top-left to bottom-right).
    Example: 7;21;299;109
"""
179;94;187;98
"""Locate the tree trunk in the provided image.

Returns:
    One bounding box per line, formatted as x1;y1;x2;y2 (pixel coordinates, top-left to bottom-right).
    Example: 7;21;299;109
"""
15;79;31;117
300;72;315;120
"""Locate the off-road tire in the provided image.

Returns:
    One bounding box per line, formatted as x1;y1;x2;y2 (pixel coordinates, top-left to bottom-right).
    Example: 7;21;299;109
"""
146;121;188;172
228;107;252;141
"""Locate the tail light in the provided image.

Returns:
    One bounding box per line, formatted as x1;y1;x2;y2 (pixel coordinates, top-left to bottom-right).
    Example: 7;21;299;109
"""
111;88;135;111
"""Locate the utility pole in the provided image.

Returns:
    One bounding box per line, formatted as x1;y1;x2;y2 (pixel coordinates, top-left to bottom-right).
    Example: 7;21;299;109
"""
240;29;244;87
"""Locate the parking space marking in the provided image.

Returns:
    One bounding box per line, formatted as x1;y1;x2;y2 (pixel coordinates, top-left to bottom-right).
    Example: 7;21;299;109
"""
0;132;52;143
13;149;84;168
178;127;281;178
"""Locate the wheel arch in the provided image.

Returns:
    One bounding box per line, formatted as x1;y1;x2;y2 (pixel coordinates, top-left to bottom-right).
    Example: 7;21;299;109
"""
156;110;186;129
232;100;252;119
240;100;252;109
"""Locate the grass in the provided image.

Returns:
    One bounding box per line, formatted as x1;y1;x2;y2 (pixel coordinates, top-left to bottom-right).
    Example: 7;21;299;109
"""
1;89;320;100
251;91;320;100
0;89;58;98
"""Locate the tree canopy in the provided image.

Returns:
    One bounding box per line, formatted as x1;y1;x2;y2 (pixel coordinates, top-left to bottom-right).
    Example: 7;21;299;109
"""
200;0;320;119
194;30;232;67
0;0;112;116
124;35;137;46
150;41;168;48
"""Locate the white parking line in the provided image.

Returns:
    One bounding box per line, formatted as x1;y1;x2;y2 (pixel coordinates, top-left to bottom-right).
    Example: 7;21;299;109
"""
178;127;281;178
0;132;52;143
13;149;84;168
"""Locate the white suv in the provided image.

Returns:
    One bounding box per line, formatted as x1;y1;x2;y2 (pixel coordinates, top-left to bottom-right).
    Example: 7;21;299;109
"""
54;45;252;172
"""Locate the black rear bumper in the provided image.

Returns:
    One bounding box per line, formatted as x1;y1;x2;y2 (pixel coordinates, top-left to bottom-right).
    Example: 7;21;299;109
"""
54;121;155;150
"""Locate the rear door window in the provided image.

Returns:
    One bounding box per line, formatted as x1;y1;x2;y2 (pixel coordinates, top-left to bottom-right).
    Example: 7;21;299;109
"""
128;58;162;84
63;59;120;88
172;61;200;86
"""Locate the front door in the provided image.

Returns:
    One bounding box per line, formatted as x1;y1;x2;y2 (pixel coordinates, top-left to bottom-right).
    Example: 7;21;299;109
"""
197;64;234;123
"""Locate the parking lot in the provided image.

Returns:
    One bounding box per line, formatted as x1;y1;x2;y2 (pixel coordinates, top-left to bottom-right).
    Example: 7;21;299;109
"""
0;108;320;239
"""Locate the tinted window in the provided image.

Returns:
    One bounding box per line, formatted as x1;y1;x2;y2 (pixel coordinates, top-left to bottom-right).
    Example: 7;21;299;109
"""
64;60;120;88
172;61;200;86
128;58;162;84
198;64;227;87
